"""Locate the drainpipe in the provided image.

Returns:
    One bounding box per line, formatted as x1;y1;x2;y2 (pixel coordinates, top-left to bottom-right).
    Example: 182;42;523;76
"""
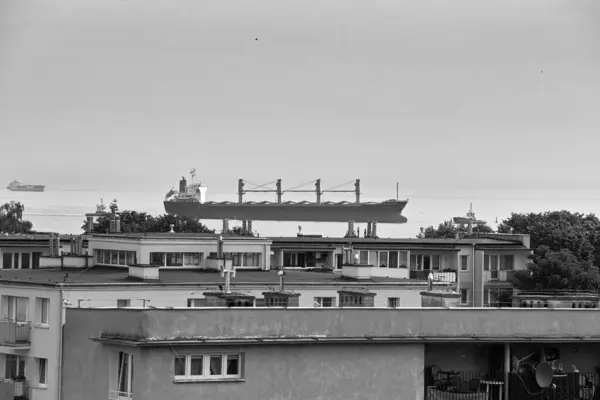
58;289;64;400
472;244;476;307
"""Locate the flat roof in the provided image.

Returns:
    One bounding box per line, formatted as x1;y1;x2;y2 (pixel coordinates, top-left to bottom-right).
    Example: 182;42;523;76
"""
271;236;525;246
0;266;435;287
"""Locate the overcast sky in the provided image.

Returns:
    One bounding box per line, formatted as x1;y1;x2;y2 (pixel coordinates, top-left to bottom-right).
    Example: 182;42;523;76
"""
1;0;599;235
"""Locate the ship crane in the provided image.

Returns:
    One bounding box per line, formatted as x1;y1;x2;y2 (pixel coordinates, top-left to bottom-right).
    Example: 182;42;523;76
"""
237;179;361;204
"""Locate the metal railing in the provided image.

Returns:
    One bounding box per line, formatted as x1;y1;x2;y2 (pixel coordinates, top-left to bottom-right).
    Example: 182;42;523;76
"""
509;371;596;400
0;379;30;400
484;270;514;282
109;390;133;400
410;270;458;282
0;320;31;346
425;369;504;400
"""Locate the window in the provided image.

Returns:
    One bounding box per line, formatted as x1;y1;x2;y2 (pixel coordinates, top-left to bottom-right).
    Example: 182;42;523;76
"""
2;252;12;269
32;252;41;269
398;251;408;268
388;298;400;308
174;354;243;381
5;355;26;379
150;252;165;266
95;249;137;266
500;255;514;271
117;299;131;308
36;297;49;326
378;251;389;268
359;251;369;264
184;253;202;266
340;295;364;306
266;297;288;307
37;358;47;386
460;289;468;305
410;254;422;270
460;255;469;271
166;252;183;267
243;253;260;267
13;253;19;269
116;352;133;397
22;254;30;269
389;251;399;268
2;296;28;322
431;255;441;270
313;297;335;307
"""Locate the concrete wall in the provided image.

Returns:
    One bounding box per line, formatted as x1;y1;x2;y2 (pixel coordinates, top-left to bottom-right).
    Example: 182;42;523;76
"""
61;284;425;309
66;308;600;342
62;312;425;400
0;285;61;400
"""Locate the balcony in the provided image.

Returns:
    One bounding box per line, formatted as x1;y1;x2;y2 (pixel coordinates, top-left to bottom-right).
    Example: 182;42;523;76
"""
0;321;31;347
0;379;30;400
484;270;515;283
410;270;457;283
109;390;132;400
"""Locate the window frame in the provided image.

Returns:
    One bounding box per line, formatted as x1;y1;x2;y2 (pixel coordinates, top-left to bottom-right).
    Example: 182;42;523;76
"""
460;255;469;271
388;297;400;308
35;297;50;327
460;289;468;305
36;357;48;387
173;353;244;382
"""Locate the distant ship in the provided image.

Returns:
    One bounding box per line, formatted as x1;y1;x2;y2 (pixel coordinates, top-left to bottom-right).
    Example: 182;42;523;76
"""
6;180;46;192
163;170;408;223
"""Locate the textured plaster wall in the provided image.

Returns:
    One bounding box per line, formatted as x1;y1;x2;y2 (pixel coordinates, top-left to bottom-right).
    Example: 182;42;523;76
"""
62;308;425;400
425;344;491;373
138;344;424;400
67;308;600;342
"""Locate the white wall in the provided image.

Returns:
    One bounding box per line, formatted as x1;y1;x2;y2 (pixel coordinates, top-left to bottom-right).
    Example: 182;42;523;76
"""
0;285;61;400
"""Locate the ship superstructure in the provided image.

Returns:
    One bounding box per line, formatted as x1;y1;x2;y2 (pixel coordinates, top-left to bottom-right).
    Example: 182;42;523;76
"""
6;180;46;192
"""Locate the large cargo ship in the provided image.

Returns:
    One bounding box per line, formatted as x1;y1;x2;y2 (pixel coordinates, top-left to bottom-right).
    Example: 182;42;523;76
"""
163;171;408;223
6;180;46;192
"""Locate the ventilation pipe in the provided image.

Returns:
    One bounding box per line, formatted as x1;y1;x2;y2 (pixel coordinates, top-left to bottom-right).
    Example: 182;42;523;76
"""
278;269;285;291
217;236;224;258
222;219;229;234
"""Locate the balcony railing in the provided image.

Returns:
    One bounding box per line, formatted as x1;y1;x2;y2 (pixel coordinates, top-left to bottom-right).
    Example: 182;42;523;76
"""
410;270;458;283
0;379;30;400
0;321;31;346
109;390;132;400
484;270;514;282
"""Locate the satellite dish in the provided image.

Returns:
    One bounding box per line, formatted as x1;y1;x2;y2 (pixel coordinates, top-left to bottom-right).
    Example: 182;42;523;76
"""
535;362;553;388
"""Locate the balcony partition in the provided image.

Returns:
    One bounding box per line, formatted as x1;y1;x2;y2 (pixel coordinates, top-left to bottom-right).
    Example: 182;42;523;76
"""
411;270;458;283
0;321;31;346
0;379;30;400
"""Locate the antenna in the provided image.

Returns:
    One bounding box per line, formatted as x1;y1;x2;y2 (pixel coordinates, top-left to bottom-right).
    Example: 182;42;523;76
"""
396;182;399;200
190;168;197;183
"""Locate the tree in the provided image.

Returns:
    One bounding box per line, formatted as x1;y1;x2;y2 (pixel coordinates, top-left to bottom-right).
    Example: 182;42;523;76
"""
82;208;214;234
0;201;34;234
421;220;494;239
228;225;255;236
498;211;600;264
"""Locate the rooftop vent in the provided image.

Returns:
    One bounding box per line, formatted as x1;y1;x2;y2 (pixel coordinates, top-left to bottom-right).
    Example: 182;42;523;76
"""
128;264;160;281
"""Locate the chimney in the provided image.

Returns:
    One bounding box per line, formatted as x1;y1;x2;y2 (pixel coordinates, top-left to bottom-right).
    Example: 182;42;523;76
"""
347;221;355;237
242;220;248;233
367;222;372;238
247;220;253;234
86;216;93;233
109;216;116;233
115;217;121;233
372;221;378;238
217;236;224;258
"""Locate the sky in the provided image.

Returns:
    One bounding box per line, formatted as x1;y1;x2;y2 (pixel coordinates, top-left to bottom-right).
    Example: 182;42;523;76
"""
1;0;599;237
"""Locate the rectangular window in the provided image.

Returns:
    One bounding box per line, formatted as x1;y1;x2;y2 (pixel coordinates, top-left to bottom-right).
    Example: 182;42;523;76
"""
3;296;29;322
243;253;260;267
231;253;242;266
150;252;165;266
174;354;243;381
37;358;47;385
32;252;41;269
13;253;19;269
500;255;514;271
368;251;377;266
36;297;50;326
126;251;136;266
460;289;468;305
460;255;469;271
5;355;26;379
22;254;30;269
389;251;399;268
110;250;118;265
398;251;408;268
183;253;202;266
313;297;335;307
388;298;400;308
359;251;369;264
116;352;133;396
117;299;130;308
118;251;126;265
2;253;12;269
410;254;422;270
431;255;441;270
166;252;183;267
187;299;207;307
378;251;388;268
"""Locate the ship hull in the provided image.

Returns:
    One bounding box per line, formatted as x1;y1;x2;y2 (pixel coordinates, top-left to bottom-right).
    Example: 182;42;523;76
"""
164;200;408;223
7;186;45;192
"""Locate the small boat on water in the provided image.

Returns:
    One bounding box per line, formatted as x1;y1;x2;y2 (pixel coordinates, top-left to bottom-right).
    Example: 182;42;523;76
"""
6;180;46;192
